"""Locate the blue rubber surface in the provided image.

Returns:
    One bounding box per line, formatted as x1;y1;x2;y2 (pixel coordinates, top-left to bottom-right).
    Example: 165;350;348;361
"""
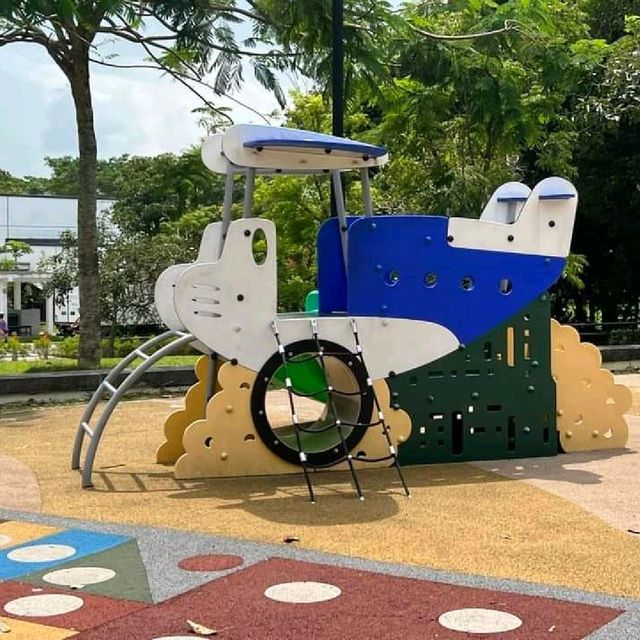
0;528;130;580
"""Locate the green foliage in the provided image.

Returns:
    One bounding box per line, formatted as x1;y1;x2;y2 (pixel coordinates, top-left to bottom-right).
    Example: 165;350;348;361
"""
54;335;80;359
0;240;32;270
39;231;77;304
33;332;52;360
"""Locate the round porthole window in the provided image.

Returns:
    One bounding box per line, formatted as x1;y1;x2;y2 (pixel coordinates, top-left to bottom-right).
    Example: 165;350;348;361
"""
385;270;400;286
424;273;437;288
499;278;513;295
461;276;474;291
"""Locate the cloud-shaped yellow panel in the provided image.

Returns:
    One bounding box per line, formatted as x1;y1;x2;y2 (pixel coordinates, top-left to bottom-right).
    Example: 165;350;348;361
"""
174;361;411;479
551;320;631;452
156;355;210;464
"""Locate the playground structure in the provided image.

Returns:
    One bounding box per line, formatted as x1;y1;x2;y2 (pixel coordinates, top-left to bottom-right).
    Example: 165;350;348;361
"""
72;125;631;501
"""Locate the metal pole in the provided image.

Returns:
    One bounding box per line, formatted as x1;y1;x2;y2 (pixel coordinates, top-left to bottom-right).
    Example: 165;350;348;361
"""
360;168;373;216
330;0;344;218
220;162;235;257
332;171;348;267
243;168;256;219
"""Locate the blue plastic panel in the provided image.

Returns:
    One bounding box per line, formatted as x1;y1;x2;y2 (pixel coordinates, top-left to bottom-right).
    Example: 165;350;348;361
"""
240;124;387;158
317;217;359;314
346;215;565;345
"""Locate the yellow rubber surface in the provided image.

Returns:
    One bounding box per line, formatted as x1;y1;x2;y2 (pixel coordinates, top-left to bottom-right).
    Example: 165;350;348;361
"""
0;521;59;549
0;397;638;599
0;618;76;639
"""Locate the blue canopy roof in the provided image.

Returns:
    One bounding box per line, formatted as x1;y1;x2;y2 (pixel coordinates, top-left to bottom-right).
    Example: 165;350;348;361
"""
238;124;387;158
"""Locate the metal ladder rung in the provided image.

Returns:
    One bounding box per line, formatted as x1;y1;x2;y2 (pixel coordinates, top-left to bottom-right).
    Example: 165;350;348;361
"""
134;349;150;361
81;421;94;438
103;381;117;394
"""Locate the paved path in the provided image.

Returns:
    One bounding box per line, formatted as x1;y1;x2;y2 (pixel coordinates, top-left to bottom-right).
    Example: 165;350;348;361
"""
0;509;638;640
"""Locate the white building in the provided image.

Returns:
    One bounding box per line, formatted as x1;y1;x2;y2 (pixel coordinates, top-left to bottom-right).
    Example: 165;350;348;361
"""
0;194;114;335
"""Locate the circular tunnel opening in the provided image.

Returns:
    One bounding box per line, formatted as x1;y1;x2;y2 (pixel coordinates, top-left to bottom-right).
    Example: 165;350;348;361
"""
251;339;373;467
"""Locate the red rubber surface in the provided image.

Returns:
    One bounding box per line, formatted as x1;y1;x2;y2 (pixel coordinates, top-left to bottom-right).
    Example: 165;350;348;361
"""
0;580;147;631
178;554;243;572
73;558;622;639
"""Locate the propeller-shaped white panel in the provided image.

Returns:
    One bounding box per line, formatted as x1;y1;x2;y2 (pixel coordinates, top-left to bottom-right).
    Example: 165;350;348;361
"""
154;221;224;331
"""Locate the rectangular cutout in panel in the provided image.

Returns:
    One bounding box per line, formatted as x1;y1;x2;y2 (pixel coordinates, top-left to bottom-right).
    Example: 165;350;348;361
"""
524;328;530;337
465;369;480;377
524;342;530;360
452;411;464;455
483;341;493;361
429;413;444;420
468;405;474;413
428;370;444;379
506;327;515;367
487;404;502;412
543;427;550;444
419;426;426;435
507;416;516;451
470;427;486;434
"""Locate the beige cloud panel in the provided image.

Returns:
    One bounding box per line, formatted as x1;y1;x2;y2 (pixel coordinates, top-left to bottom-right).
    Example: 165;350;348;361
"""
156;355;209;464
174;361;412;480
551;320;631;452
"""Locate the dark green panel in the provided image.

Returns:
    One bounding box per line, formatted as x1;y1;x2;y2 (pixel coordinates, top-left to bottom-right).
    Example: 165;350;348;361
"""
392;297;557;465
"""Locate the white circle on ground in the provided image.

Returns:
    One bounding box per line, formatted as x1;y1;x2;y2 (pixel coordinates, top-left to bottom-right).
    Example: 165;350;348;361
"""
438;608;523;634
7;544;77;563
4;594;84;617
264;581;342;603
0;534;12;547
43;567;116;587
152;637;207;640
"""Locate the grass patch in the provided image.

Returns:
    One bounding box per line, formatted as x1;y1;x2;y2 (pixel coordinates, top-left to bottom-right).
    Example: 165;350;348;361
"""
0;355;199;375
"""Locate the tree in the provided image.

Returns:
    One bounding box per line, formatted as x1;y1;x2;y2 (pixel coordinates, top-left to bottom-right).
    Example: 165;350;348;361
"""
39;231;78;309
0;240;32;270
0;1;287;367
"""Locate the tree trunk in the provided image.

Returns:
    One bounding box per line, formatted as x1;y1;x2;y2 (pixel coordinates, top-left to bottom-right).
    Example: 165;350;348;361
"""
68;49;101;369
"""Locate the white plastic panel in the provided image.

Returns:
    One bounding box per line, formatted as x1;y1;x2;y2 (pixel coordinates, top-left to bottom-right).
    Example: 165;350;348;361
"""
154;222;224;331
201;134;227;174
222;125;389;172
196;221;223;262
154;264;189;331
448;177;578;257
480;182;531;223
174;218;278;361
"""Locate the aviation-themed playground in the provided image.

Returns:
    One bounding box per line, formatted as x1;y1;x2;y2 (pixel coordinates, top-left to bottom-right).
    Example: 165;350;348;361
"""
74;124;631;499
1;126;637;640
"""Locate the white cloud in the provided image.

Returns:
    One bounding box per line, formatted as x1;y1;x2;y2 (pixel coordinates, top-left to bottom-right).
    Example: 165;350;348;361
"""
0;38;299;178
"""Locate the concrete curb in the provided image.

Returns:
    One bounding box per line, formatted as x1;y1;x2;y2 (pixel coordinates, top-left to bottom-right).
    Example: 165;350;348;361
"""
0;366;197;396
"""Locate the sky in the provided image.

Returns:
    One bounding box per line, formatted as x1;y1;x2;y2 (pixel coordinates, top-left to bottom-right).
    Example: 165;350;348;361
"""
0;18;312;178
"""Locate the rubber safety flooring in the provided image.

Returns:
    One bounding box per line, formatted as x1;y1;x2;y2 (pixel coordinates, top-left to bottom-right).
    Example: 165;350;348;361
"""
0;512;637;640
